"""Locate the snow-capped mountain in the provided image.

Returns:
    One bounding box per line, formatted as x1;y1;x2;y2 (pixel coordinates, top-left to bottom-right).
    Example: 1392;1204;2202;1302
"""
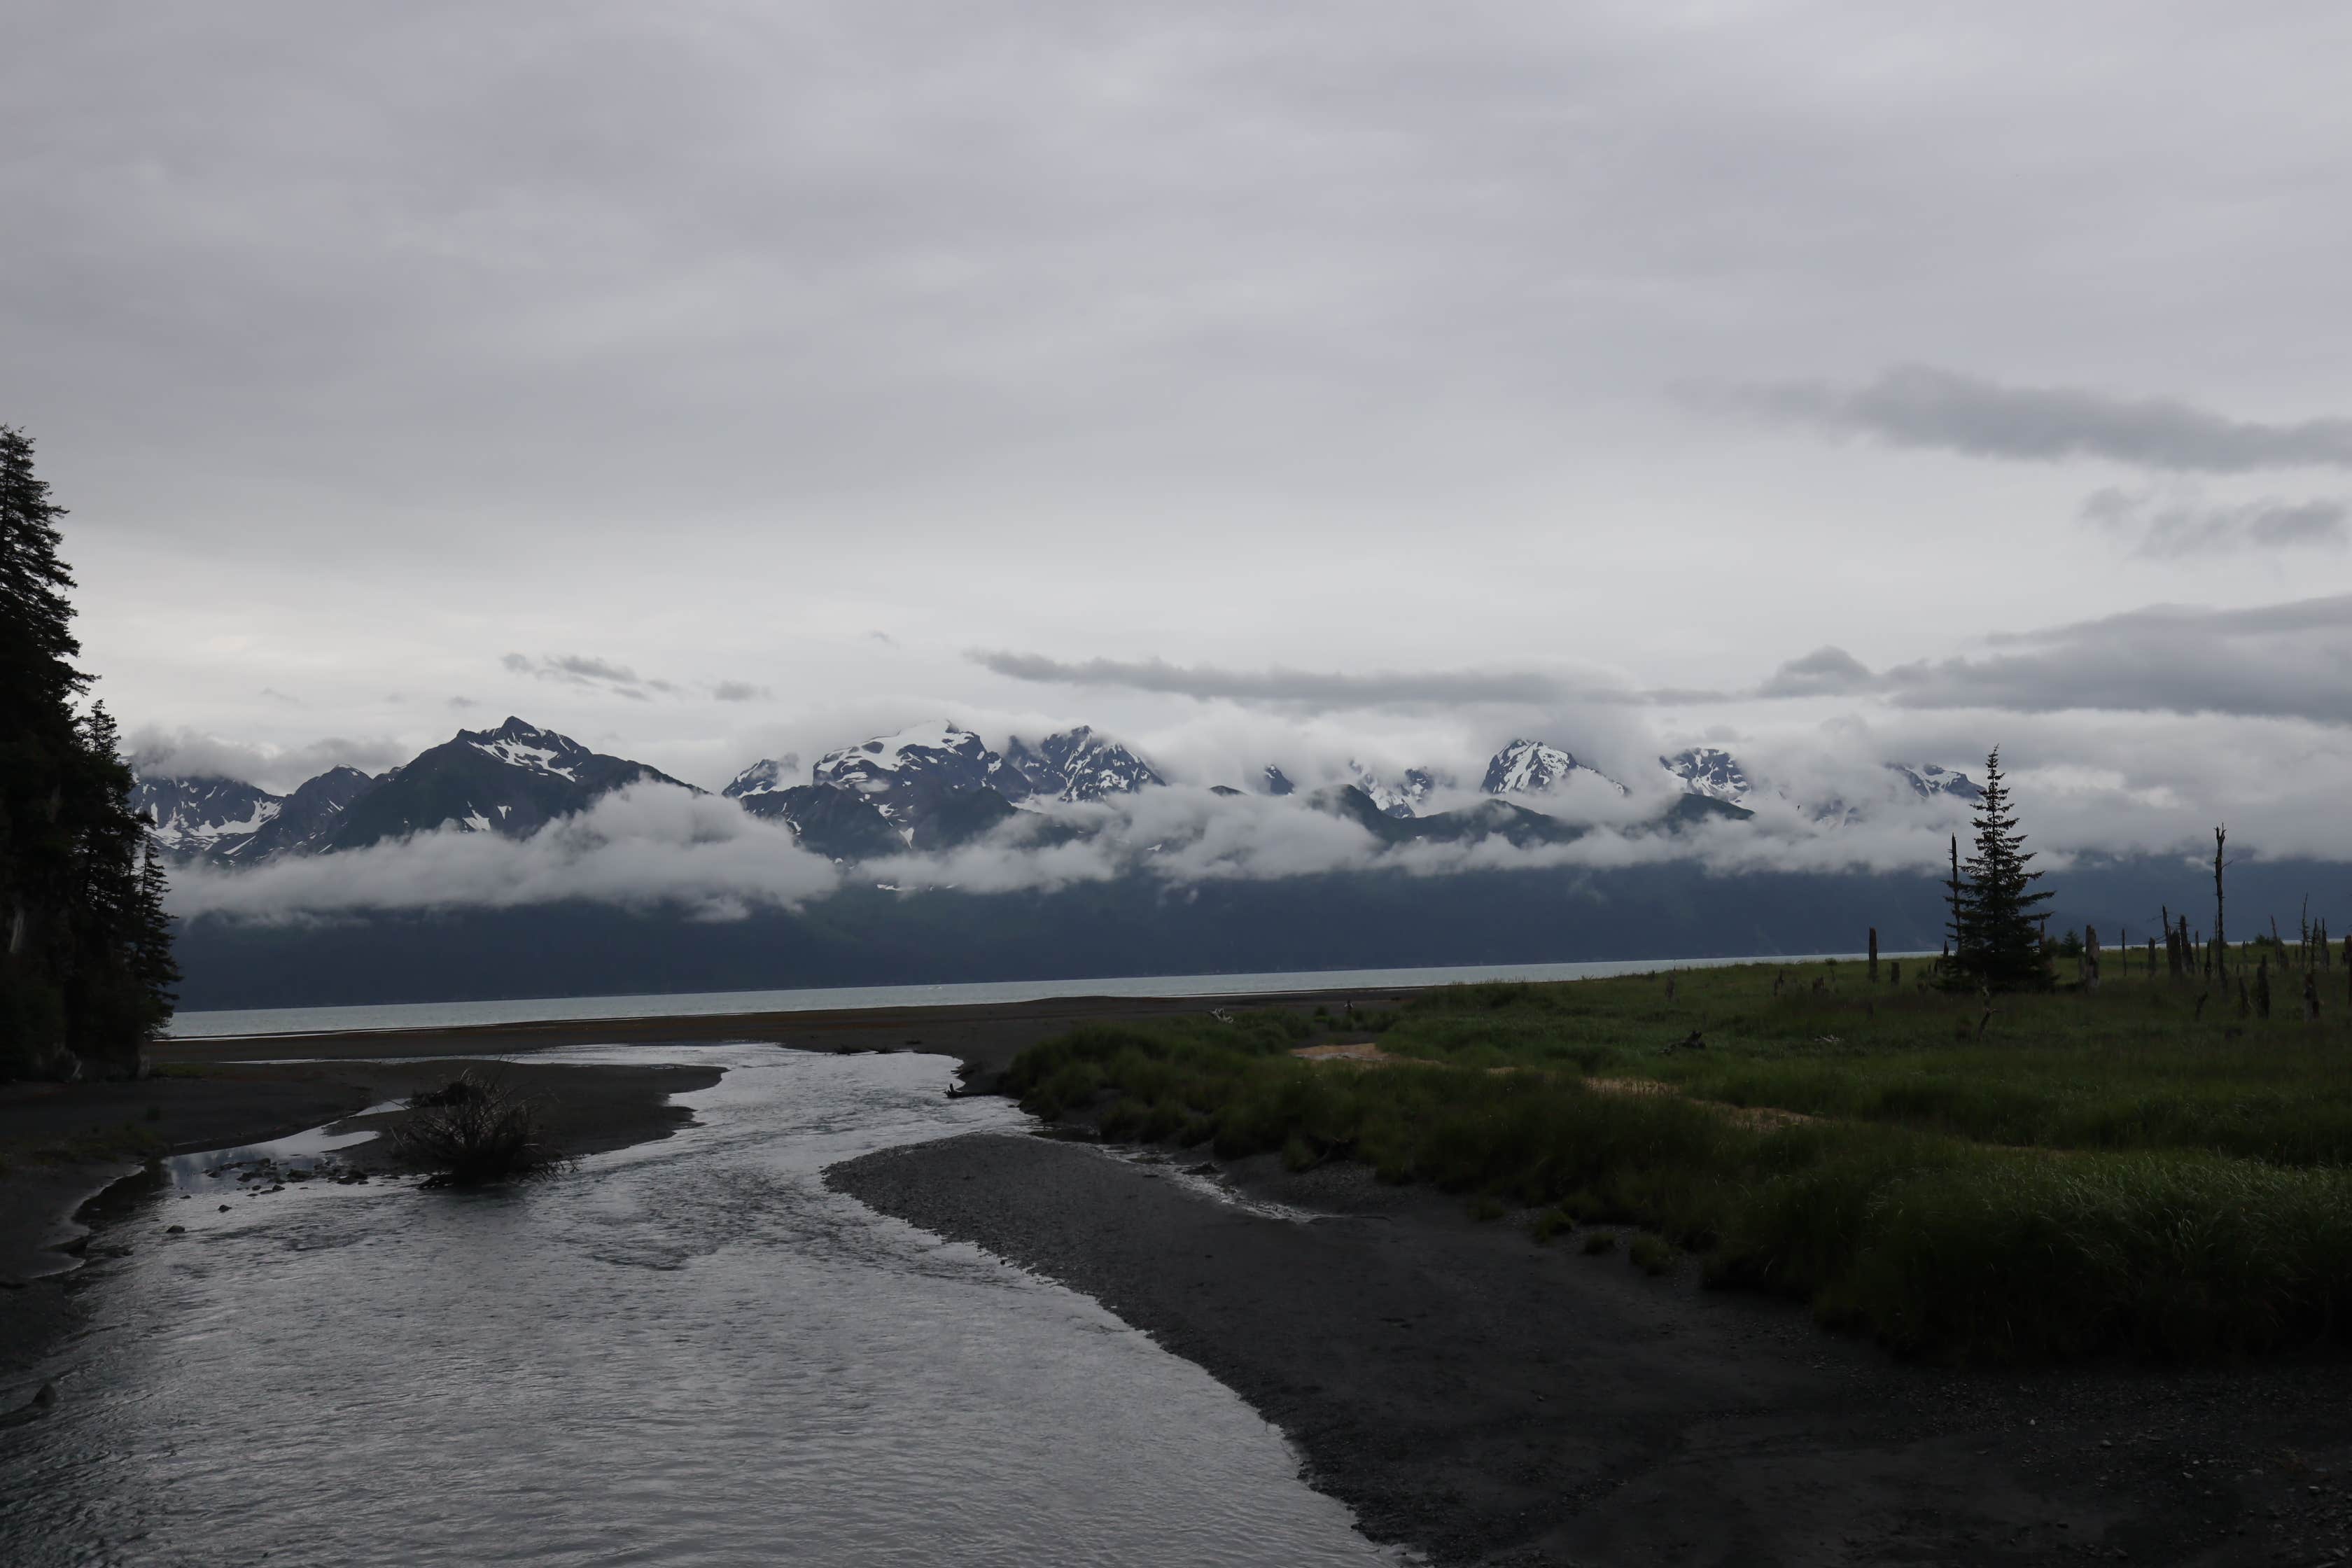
1480;740;1626;797
132;775;283;861
1662;747;1751;804
316;718;690;851
736;783;907;861
722;755;800;799
230;765;377;862
1889;762;1984;803
1261;765;1297;797
997;727;1164;803
810;721;1007;833
1346;762;1447;820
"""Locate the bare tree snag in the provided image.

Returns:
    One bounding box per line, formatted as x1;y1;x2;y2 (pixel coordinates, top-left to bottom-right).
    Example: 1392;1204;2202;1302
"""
2213;825;2229;984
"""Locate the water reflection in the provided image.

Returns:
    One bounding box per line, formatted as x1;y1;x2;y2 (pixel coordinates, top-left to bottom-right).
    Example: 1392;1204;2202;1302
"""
0;1046;1401;1567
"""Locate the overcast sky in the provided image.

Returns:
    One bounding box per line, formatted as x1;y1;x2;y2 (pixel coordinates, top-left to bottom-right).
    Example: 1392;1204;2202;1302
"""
11;1;2352;849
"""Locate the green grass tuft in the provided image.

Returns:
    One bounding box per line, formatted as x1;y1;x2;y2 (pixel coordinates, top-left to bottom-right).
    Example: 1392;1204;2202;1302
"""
1628;1233;1679;1275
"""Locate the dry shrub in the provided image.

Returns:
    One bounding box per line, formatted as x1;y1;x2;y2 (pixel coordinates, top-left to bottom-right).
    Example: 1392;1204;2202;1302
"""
391;1070;567;1186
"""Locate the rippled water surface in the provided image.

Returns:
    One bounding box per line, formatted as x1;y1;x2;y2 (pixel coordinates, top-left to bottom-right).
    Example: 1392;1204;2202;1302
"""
1;1047;1399;1567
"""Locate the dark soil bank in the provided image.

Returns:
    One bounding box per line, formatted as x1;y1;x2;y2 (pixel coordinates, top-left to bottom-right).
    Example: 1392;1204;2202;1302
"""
831;1131;2352;1567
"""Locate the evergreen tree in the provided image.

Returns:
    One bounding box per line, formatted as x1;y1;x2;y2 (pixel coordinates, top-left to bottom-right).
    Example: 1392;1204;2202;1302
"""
1948;748;2054;991
0;427;175;1079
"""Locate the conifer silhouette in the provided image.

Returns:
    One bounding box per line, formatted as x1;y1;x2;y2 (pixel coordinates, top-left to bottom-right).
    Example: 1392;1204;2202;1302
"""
1947;748;2054;991
1;427;176;1078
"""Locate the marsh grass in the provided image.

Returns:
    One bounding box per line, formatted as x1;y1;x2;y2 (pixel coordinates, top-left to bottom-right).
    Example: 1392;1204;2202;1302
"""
1002;964;2352;1362
1628;1234;1679;1275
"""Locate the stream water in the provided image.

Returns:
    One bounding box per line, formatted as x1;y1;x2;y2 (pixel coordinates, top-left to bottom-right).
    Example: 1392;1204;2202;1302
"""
0;1046;1401;1567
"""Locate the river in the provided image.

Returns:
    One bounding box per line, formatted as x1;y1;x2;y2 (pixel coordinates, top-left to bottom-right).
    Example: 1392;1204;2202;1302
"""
0;1045;1406;1566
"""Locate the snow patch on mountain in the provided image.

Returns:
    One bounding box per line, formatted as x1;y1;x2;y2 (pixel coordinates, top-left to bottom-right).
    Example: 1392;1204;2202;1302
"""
132;775;284;856
998;727;1164;803
461;718;594;780
1481;740;1627;797
1346;762;1449;819
722;755;802;799
1889;762;1984;803
811;722;1002;825
1662;747;1751;804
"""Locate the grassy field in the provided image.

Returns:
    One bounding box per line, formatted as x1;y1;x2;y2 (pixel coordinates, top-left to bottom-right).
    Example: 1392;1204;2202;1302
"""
1003;951;2352;1363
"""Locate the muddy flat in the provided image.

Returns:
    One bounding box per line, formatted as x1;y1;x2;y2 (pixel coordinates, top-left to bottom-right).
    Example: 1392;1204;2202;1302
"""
832;1129;2352;1567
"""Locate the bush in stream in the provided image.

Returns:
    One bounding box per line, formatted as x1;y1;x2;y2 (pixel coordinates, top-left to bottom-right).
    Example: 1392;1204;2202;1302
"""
391;1071;567;1186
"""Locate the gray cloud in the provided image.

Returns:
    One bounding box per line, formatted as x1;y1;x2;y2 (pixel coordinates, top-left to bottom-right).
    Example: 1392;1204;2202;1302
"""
971;650;1712;710
1758;645;1876;698
503;652;676;700
14;2;2352;844
1879;594;2352;724
127;727;405;792
168;785;841;921
711;680;770;704
1712;365;2352;473
2080;487;2349;558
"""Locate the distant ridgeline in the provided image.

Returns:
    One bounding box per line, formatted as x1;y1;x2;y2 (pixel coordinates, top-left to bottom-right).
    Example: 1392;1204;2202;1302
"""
1;428;176;1079
169;853;2347;1012
136;715;2001;869
141;713;2339;1014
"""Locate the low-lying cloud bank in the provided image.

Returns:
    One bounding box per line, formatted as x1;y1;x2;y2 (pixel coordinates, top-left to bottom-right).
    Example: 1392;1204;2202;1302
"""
166;762;2352;925
167;788;841;923
129;726;409;795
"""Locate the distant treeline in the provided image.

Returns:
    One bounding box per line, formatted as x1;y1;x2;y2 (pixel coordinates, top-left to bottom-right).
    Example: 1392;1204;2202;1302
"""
1;427;176;1079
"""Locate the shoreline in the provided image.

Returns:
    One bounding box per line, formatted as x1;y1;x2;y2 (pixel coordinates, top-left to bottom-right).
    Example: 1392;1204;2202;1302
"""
0;1051;720;1401
154;985;1420;1070
832;1128;2352;1566
12;986;1314;1299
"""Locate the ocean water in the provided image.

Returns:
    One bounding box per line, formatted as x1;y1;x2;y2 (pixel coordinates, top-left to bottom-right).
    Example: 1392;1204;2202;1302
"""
169;953;1872;1039
0;1046;1408;1567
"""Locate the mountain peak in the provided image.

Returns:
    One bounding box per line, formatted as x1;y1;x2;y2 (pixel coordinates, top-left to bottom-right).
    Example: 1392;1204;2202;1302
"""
457;717;594;779
1481;739;1624;797
998;727;1163;803
1889;762;1984;803
812;722;1001;827
1347;761;1446;819
1662;746;1751;804
723;755;802;799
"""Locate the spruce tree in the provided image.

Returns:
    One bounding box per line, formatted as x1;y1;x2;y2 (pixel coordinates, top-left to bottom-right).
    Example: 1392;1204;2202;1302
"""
0;427;175;1078
1949;748;2054;991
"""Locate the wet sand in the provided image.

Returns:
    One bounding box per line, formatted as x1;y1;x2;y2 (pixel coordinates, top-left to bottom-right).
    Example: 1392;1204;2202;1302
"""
833;1133;2352;1567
